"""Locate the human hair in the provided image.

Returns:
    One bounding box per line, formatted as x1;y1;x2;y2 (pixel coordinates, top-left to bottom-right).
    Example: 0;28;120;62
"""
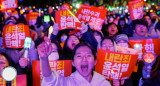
101;36;115;47
72;42;97;61
132;19;148;30
118;17;128;33
63;35;80;60
92;30;103;38
51;40;65;60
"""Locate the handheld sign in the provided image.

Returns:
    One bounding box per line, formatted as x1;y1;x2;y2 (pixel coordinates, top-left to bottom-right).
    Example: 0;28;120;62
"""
76;4;107;31
24;37;32;49
55;10;82;30
95;49;138;80
44;15;50;22
0;0;18;12
128;0;144;20
2;24;30;48
32;60;72;86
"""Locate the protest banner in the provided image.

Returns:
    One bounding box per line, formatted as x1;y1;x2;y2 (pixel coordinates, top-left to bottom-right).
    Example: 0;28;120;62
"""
76;4;107;31
0;0;18;12
2;24;30;48
0;75;27;86
95;49;138;80
129;39;160;60
55;10;82;30
26;12;39;26
32;60;72;86
128;0;144;20
61;3;72;11
116;46;140;54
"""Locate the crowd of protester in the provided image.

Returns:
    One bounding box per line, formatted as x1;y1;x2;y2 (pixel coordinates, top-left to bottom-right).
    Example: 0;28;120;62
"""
0;2;160;86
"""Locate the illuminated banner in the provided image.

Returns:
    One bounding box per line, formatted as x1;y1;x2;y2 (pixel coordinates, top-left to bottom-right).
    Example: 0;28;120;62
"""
32;60;72;86
2;24;30;48
55;10;82;30
76;4;107;31
0;75;27;86
128;0;144;20
61;3;72;11
0;0;18;12
129;39;160;60
26;12;39;26
95;49;138;80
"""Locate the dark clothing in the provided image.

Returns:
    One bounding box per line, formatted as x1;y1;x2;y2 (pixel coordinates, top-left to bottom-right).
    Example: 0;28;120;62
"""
81;30;98;51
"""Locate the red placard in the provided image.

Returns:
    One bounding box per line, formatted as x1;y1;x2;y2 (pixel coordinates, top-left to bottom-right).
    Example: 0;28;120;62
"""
95;49;138;80
61;3;72;11
2;24;30;48
129;39;160;60
76;4;107;31
32;60;72;86
0;75;27;86
0;0;18;12
128;0;144;20
55;10;82;30
26;12;39;26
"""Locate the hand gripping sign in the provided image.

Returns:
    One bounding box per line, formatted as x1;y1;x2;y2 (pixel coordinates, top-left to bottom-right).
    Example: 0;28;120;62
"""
128;0;144;20
76;4;107;31
0;75;27;86
95;49;138;80
55;10;82;30
2;24;30;48
0;0;18;12
32;60;72;86
26;12;39;26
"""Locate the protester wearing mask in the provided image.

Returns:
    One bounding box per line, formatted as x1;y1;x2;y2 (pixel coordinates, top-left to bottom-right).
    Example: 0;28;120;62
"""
115;34;129;48
48;40;64;60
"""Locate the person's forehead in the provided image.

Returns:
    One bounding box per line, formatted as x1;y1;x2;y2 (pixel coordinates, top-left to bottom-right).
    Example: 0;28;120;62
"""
117;40;127;43
69;35;77;39
102;39;113;44
75;46;92;54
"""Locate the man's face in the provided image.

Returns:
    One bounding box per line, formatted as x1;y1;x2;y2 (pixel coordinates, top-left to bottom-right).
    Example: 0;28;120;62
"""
73;46;97;78
134;24;147;37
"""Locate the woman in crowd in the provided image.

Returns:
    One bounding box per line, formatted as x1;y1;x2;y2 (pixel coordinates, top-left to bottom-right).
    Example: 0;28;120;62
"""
102;22;119;38
37;37;111;86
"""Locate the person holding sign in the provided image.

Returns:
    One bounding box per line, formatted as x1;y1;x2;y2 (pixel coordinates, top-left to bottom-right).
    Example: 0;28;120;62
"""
38;38;111;86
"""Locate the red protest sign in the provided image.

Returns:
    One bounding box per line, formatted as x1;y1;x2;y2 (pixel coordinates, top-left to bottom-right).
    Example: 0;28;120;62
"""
128;0;144;20
129;39;160;60
55;10;82;30
61;3;72;11
26;12;39;26
76;4;107;31
0;0;18;12
2;24;30;48
95;49;138;80
0;75;27;86
32;60;72;86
